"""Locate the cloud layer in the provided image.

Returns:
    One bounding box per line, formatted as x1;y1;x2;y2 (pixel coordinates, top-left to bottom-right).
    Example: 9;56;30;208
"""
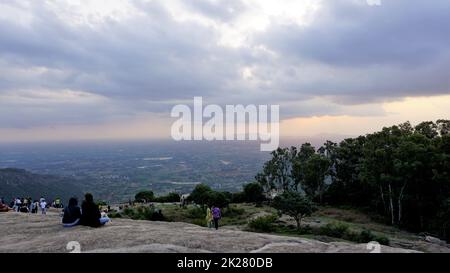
0;0;449;129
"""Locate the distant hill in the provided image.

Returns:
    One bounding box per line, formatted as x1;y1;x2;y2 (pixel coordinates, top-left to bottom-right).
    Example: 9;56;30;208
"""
0;168;84;203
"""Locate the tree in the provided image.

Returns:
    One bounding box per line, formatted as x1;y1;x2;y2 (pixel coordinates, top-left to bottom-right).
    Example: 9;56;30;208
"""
134;190;154;203
326;136;368;206
255;120;450;241
255;147;299;193
242;182;265;204
303;154;331;204
415;121;438;139
437;119;450;136
189;184;213;206
207;191;230;208
154;192;181;203
272;191;315;230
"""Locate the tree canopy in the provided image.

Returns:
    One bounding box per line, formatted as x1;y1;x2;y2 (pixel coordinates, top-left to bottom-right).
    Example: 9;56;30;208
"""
257;120;450;241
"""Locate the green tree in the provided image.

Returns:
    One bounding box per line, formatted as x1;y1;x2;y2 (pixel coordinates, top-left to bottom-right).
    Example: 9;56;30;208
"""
303;154;331;204
190;184;213;207
207;191;230;208
437;119;450;136
242;182;265;204
415;121;438;139
155;192;181;203
272;191;315;230
134;190;154;203
255;147;299;192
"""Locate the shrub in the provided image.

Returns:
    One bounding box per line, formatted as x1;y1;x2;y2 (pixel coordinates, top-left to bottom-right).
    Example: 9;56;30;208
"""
248;214;278;232
96;200;108;206
187;206;205;219
123;207;134;216
154;192;181;203
108;211;122;218
231;192;246;203
357;230;390;245
191;218;207;227
223;206;245;217
319;222;350;238
123;206;165;221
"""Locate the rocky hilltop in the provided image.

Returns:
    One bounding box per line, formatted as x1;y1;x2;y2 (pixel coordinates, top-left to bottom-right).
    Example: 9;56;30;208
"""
0;212;418;253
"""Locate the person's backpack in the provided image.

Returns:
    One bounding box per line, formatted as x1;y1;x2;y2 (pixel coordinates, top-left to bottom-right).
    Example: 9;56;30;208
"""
212;207;221;219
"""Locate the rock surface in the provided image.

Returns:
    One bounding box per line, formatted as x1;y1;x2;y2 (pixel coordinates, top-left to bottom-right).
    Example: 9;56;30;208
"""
0;212;418;253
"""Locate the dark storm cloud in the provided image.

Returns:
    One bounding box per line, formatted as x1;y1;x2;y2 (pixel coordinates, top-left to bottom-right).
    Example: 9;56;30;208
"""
258;0;450;100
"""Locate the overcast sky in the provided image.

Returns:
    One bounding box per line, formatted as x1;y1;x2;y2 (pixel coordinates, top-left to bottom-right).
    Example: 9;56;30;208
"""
0;0;449;141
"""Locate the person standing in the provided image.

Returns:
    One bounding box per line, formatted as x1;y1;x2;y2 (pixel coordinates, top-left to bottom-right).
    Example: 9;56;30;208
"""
205;207;213;228
212;206;221;230
40;199;47;215
15;197;22;212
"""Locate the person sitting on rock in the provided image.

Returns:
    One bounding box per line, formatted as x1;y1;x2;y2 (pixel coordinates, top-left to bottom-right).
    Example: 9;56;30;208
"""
62;197;82;227
0;198;8;212
80;193;110;228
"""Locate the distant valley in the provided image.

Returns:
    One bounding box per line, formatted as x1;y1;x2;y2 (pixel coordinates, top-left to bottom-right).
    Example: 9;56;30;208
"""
0;141;274;202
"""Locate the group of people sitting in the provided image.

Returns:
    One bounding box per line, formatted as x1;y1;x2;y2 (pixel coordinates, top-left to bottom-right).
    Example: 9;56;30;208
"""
0;197;48;214
0;194;110;228
62;193;110;228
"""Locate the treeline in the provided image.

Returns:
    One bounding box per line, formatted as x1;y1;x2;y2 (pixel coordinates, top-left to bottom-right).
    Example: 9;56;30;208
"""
135;191;181;203
256;120;450;241
134;182;265;208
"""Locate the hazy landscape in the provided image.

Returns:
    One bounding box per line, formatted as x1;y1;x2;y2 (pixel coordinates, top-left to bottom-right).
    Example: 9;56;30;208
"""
0;141;269;202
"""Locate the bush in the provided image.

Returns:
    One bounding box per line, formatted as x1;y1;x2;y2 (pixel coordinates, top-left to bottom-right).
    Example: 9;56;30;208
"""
108;211;122;218
154;192;181;203
187;206;205;219
191;218;207;227
357;230;390;245
123;206;165;221
223;206;245;217
123;207;134;216
96;200;108;206
248;214;278;232
319;222;350;238
231;192;246;203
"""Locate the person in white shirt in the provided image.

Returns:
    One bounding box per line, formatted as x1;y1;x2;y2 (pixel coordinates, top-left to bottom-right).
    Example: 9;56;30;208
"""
40;199;47;215
15;198;22;212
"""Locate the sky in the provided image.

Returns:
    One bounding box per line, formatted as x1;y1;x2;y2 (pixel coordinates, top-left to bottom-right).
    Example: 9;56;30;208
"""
0;0;449;142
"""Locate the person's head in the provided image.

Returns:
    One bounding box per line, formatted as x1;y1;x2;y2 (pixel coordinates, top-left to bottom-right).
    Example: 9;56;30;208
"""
68;197;78;207
84;193;94;203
